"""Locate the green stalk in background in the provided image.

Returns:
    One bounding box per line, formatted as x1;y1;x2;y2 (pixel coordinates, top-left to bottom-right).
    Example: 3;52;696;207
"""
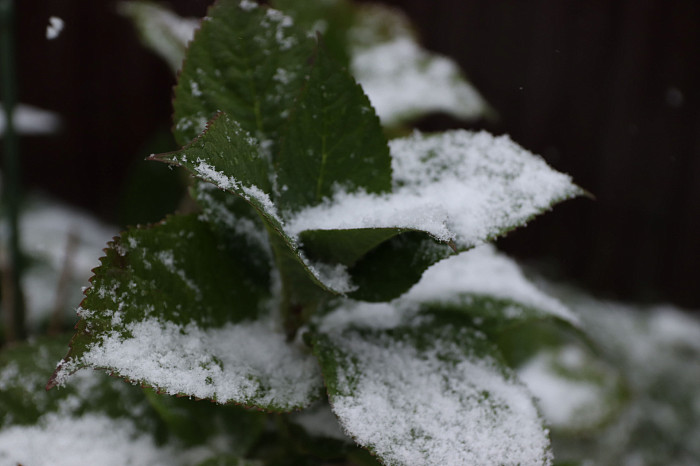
0;0;27;342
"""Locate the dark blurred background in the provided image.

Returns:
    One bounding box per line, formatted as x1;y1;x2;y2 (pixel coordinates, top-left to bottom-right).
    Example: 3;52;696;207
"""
6;0;700;309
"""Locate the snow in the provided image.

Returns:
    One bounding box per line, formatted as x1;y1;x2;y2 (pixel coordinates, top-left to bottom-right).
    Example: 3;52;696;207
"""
349;4;487;126
0;195;117;327
287;130;581;250
192;159;283;224
239;0;258;12
325;326;552;466
46;16;64;40
0;102;62;136
54;315;323;410
0;413;195;466
352;37;487;126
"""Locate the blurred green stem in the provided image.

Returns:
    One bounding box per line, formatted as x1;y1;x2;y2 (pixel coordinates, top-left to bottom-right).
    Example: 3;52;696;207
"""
1;0;27;342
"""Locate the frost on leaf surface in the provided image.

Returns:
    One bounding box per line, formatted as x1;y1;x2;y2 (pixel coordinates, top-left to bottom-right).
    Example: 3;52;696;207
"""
172;0;314;147
313;321;553;466
51;214;323;411
277;43;391;212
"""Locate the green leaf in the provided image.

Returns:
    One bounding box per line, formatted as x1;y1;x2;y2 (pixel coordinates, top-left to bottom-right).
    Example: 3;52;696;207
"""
346;231;453;301
312;318;553;466
197;456;264;466
298;227;405;267
300;229;453;302
51;214;323;412
155;113;339;294
172;0;315;148
315;245;580;335
157;112;273;198
270;0;355;67
285;130;581;300
277;42;391;212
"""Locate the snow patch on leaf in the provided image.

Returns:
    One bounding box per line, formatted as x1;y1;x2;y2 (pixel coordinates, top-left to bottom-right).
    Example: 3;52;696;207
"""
56;316;323;411
405;244;578;325
193;160;282;224
0;413;197;466
318;326;552;466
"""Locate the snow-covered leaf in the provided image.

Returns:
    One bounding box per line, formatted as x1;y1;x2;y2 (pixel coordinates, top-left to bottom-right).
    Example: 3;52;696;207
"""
118;1;199;73
534;286;700;465
290;131;581;249
277;43;391;212
349;2;488;126
517;344;623;432
172;0;314;147
50;214;323;411
312;318;553;466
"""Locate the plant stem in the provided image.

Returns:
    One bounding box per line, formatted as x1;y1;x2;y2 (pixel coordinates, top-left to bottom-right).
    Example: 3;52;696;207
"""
0;0;27;342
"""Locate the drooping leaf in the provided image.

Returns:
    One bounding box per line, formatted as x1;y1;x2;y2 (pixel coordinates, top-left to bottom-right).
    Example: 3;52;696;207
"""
312;318;553;466
172;0;315;148
277;43;391;212
50;214;323;412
